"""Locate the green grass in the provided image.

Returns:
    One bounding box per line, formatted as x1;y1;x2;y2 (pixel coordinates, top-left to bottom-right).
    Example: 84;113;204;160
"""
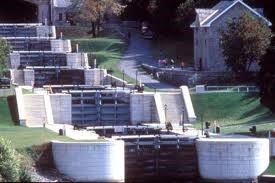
0;97;69;150
71;36;136;85
266;159;275;175
191;92;275;134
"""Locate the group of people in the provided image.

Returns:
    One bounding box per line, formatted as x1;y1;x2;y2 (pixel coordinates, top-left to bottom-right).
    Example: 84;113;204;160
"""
158;58;175;68
158;58;186;70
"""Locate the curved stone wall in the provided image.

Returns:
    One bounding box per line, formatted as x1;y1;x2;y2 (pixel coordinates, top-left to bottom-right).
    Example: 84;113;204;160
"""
196;138;269;180
52;140;125;182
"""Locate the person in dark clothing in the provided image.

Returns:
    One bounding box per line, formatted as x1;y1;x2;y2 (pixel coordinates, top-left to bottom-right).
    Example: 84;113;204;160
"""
128;31;131;41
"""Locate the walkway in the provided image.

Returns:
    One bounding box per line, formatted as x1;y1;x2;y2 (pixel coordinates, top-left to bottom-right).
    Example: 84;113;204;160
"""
119;29;176;89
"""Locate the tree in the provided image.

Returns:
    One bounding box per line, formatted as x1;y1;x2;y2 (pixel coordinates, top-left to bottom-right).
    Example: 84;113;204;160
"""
259;48;275;112
175;0;219;31
220;13;272;76
0;39;9;77
175;0;196;29
70;0;124;37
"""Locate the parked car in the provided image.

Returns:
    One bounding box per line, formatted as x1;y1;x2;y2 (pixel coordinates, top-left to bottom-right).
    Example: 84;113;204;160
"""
0;77;11;89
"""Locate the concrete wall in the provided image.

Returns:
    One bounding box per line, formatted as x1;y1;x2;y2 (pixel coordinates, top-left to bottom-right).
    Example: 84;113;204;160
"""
270;138;275;157
130;93;158;124
23;69;35;86
50;39;71;52
84;69;107;85
36;25;56;38
196;138;270;180
154;93;166;124
10;52;20;69
49;94;72;124
10;69;24;85
66;53;89;69
52;140;125;182
23;94;47;127
180;86;196;123
15;87;26;126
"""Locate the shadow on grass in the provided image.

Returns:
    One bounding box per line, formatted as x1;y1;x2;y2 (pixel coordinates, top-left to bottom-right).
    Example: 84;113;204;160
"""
224;111;274;128
240;92;259;103
238;104;266;120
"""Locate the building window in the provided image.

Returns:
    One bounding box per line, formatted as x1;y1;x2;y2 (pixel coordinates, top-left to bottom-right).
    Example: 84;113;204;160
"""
59;13;63;21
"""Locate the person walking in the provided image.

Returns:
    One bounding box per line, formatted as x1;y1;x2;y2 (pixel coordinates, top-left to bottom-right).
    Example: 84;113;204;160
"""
170;59;175;68
181;61;185;70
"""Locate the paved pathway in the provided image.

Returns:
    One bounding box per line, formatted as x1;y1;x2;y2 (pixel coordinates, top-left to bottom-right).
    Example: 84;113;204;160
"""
119;29;176;89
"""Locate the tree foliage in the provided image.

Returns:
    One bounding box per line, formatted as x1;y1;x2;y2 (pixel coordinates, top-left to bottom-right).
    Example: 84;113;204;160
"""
259;48;275;112
70;0;125;37
220;13;272;75
0;39;9;77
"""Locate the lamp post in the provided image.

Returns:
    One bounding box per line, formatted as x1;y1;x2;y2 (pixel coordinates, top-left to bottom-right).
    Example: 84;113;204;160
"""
182;107;185;132
164;104;167;123
135;70;138;86
123;70;125;90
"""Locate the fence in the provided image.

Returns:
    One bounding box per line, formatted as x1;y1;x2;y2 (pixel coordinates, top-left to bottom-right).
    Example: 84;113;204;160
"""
190;85;259;93
206;86;259;92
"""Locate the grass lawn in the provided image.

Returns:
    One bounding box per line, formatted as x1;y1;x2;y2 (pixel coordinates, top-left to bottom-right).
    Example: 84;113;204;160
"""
266;159;275;175
66;27;137;84
191;92;275;134
0;97;69;150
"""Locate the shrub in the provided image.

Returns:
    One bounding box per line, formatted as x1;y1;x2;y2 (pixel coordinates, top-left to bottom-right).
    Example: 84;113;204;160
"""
0;137;20;181
19;166;32;182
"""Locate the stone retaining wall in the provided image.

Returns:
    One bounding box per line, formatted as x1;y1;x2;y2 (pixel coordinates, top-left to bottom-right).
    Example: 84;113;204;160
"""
142;64;257;87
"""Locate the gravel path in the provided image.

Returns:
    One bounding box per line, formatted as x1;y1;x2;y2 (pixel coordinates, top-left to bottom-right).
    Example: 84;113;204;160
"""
30;167;72;182
119;29;176;89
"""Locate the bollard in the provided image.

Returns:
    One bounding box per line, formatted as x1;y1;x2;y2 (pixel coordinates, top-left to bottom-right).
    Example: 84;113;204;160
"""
59;129;64;136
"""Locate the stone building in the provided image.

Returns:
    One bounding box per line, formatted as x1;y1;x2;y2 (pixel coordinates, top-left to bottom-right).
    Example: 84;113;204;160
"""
190;0;272;72
0;0;72;25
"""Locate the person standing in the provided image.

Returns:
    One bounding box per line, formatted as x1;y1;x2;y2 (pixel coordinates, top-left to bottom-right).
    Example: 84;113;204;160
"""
181;61;185;70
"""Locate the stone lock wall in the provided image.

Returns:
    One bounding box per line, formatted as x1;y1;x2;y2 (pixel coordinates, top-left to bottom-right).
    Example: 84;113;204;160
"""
66;53;89;69
52;140;125;182
23;69;35;86
36;25;56;38
84;69;107;85
49;94;72;125
196;138;270;180
130;93;159;124
10;52;21;69
50;39;72;52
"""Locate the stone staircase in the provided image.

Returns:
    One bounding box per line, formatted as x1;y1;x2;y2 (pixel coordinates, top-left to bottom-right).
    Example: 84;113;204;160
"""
0;23;92;87
160;93;185;125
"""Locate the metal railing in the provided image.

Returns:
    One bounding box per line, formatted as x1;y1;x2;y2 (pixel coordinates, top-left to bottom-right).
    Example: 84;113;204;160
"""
205;86;259;93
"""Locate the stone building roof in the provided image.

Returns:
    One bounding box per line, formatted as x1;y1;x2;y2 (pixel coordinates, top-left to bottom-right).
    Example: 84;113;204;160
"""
191;0;272;28
53;0;72;8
